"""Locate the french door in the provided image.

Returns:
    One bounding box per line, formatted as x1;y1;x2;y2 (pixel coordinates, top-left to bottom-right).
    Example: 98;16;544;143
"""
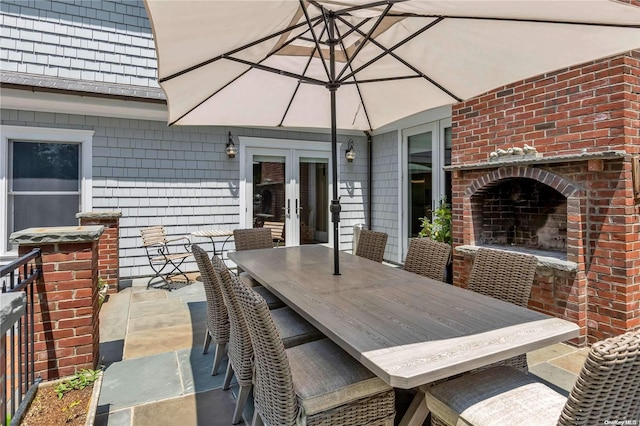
401;119;452;258
241;140;332;247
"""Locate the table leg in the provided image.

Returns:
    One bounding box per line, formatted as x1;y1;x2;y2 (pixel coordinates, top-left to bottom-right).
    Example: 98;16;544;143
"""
399;386;430;426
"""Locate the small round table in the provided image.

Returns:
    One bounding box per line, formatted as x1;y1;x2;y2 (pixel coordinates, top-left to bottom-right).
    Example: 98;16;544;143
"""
191;230;234;258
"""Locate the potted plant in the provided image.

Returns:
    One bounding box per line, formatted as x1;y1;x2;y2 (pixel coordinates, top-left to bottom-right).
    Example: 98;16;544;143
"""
419;198;453;282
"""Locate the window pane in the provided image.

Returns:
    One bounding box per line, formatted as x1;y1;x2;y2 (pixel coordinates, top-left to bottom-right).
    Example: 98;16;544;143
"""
12;194;80;233
408;132;433;237
12;142;80;191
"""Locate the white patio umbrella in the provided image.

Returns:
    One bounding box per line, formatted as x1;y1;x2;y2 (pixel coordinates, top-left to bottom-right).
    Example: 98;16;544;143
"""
144;0;640;275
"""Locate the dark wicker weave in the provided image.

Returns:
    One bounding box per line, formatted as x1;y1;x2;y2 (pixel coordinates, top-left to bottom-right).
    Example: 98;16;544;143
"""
559;328;640;425
233;228;274;251
428;328;640;426
212;255;322;424
404;238;451;281
191;245;230;376
468;248;537;373
355;230;388;263
233;281;395;426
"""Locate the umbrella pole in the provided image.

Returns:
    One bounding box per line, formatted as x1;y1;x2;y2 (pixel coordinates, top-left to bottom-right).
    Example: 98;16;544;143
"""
327;12;341;276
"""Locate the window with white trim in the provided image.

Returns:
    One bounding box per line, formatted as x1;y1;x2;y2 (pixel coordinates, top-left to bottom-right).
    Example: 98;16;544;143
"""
1;126;93;256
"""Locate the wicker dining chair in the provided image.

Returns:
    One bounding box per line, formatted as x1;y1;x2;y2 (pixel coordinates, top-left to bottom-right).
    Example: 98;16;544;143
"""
191;244;230;376
355;229;388;263
233;227;274;251
233;280;396;426
211;255;323;424
426;328;640;426
404;238;451;281
467;248;537;372
232;227;282;289
192;245;283;375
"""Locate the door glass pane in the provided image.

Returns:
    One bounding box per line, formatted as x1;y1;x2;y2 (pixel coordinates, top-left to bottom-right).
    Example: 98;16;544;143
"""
12;142;80;191
299;157;329;245
252;156;286;240
408;132;433;237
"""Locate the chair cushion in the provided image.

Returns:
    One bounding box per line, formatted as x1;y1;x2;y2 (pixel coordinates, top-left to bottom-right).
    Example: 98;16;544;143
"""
271;306;323;348
287;338;392;417
253;285;285;309
426;366;566;426
238;271;260;287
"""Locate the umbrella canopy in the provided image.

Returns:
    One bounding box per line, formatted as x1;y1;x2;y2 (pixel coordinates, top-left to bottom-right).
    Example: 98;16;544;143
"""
144;0;640;274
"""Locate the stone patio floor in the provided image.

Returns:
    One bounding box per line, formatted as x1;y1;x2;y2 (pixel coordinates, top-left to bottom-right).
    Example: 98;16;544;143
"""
95;276;589;426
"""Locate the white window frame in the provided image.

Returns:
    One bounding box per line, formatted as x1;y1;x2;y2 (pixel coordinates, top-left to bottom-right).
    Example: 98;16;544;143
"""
399;117;451;262
0;126;93;257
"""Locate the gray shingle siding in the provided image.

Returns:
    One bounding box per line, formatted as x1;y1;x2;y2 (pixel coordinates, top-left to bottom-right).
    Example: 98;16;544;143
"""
1;0;157;87
371;131;400;263
1;108;367;277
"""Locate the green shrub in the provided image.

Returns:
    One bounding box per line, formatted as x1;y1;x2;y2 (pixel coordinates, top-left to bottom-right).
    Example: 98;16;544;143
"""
55;369;100;399
418;198;452;244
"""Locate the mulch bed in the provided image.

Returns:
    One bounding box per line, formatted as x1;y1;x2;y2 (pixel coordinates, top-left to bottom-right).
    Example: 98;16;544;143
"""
21;384;94;425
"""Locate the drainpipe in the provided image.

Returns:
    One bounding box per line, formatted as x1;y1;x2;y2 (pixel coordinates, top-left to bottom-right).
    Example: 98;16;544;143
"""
365;131;372;230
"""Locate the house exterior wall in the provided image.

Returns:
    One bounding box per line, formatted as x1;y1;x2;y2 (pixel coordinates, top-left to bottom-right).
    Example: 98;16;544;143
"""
1;108;368;278
371;131;400;262
1;0;156;87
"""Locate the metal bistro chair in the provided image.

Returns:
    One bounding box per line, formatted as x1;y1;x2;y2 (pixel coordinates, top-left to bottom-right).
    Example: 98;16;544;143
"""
210;255;322;424
233;280;396;426
404;238;451;282
140;226;192;289
263;221;285;247
426;328;640;426
355;229;388;263
467;248;537;373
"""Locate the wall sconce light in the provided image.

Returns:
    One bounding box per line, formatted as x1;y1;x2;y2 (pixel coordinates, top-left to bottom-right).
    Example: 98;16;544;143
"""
226;131;237;159
345;139;356;163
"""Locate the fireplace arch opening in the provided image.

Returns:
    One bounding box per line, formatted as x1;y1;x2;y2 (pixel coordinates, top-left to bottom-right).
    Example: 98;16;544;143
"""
471;178;567;253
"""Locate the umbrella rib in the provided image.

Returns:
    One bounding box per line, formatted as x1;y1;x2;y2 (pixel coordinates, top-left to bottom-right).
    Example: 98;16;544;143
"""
334;22;373;130
300;0;331;81
278;27;327;127
339;16;444;83
342;75;423;84
384;13;640;29
159;15;323;84
335;14;461;102
335;3;394;82
169;20;327;126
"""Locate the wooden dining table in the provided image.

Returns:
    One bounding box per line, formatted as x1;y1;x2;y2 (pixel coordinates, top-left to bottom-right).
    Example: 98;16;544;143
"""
229;245;580;426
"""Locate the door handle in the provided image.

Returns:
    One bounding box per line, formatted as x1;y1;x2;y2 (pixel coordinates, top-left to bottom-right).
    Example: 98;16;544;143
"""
281;199;291;216
296;199;303;216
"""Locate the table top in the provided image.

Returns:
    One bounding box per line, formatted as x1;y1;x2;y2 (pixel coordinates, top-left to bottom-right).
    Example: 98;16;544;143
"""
229;245;579;389
191;229;234;238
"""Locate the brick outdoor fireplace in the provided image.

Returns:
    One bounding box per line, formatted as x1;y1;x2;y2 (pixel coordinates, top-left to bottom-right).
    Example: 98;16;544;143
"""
449;50;640;346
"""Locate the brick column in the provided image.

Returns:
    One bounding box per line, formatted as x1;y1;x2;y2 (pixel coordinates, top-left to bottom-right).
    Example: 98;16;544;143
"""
10;226;104;381
77;211;121;294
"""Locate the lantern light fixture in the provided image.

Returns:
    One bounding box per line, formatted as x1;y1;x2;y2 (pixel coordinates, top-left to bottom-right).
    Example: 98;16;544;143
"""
345;139;356;162
226;131;237;158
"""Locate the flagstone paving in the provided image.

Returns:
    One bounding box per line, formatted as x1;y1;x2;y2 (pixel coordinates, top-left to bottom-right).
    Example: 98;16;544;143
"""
96;276;583;426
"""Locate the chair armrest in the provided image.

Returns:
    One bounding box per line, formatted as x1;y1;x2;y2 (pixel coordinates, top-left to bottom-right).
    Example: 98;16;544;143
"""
166;236;191;244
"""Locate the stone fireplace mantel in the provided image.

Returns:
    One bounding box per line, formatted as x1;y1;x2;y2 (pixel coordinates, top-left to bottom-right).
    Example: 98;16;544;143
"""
455;245;577;273
444;150;626;172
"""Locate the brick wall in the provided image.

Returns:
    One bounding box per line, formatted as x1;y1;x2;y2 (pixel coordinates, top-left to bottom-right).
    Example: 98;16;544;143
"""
78;212;121;293
451;50;640;344
16;238;100;380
